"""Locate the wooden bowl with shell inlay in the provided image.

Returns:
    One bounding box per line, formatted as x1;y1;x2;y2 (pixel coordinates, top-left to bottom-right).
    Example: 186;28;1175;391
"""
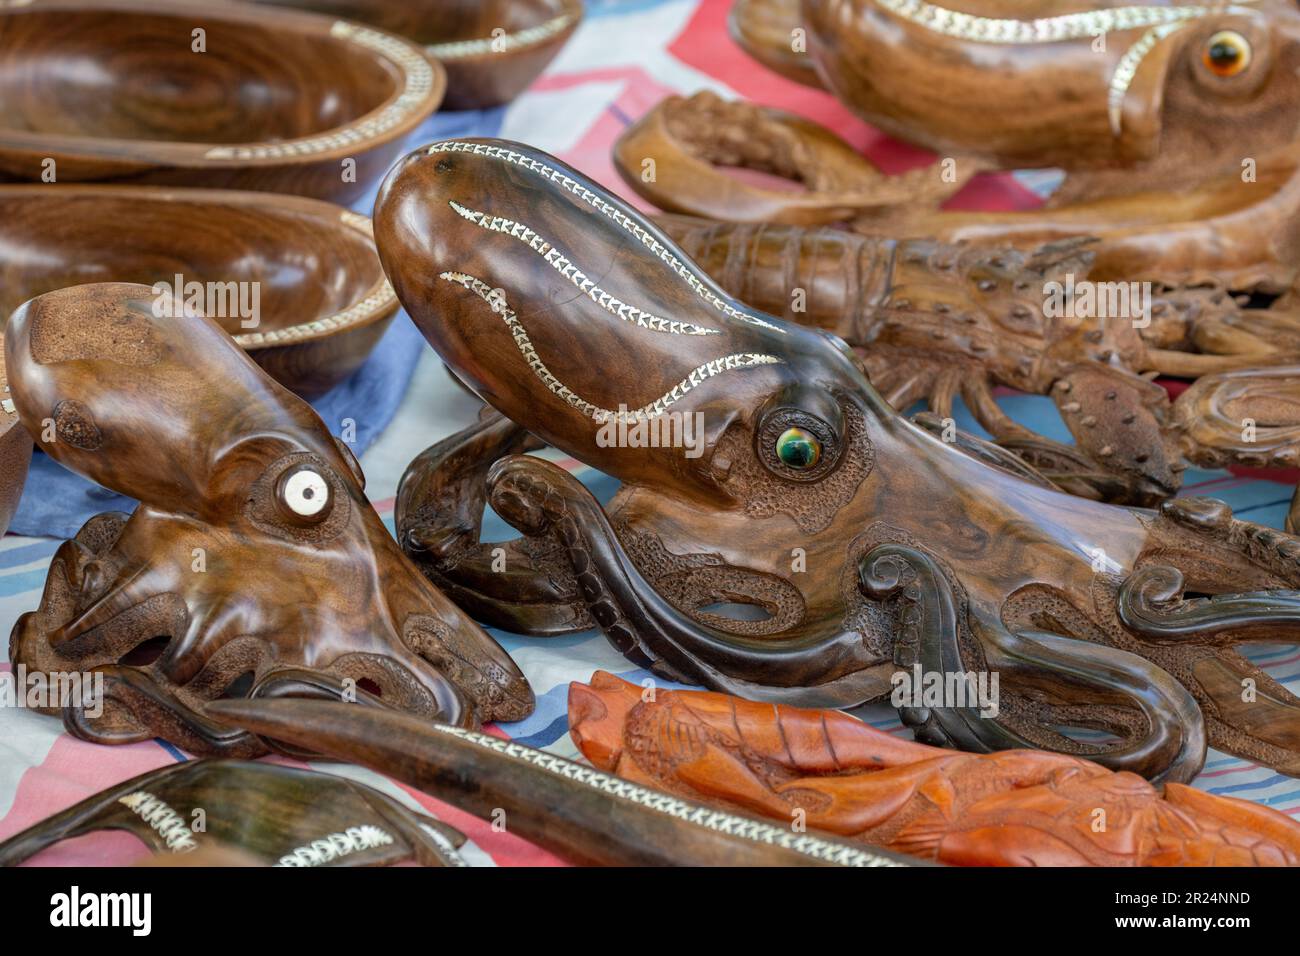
0;0;445;202
253;0;582;109
0;185;399;398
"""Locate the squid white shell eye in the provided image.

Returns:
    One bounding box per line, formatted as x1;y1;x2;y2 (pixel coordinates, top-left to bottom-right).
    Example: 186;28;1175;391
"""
281;468;330;517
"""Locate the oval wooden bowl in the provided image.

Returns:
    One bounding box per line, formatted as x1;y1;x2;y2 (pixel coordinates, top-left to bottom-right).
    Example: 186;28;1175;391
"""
0;185;399;398
0;0;446;202
255;0;582;109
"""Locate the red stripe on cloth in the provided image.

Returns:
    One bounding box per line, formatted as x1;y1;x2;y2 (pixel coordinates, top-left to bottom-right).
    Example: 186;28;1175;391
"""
1;736;175;865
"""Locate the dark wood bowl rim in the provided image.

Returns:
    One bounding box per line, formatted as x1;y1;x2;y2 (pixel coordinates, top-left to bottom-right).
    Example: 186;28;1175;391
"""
0;0;447;168
0;184;397;349
426;0;582;63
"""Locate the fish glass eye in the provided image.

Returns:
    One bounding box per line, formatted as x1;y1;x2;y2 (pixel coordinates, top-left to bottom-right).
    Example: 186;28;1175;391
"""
1203;31;1252;77
775;427;822;469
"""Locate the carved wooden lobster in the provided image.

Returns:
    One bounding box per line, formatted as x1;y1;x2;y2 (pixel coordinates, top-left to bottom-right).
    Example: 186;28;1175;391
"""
615;90;1300;294
373;137;1300;784
570;671;1300;866
654;214;1300;520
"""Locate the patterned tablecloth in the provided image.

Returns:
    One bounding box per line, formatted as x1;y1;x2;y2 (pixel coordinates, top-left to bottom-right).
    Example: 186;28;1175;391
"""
3;0;1298;867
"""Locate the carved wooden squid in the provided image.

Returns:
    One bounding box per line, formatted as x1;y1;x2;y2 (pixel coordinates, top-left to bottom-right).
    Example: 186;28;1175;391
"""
653;215;1300;518
4;282;533;756
375;138;1300;784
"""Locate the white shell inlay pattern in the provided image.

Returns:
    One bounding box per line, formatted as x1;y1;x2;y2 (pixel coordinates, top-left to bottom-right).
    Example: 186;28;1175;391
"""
419;824;471;868
448;200;718;336
118;791;199;854
427;11;578;59
871;0;1258;135
425;141;785;333
274;825;395;867
429;723;901;867
440;271;782;423
205;22;435;161
235;210;395;346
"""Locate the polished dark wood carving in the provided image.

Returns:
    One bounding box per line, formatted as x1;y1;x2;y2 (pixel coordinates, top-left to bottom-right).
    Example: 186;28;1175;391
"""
207;696;910;866
615;93;1300;296
0;333;32;537
0;0;445;202
255;0;582;109
0;185;398;398
0;759;469;867
656;214;1300;515
375;138;1300;780
729;0;823;89
744;0;1300;205
614;91;977;225
5;282;532;756
570;671;1300;866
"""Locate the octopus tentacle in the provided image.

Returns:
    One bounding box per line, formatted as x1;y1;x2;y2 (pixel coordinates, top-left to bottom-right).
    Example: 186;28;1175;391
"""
859;544;1205;785
396;411;590;635
65;665;264;756
486;454;889;708
1120;565;1300;644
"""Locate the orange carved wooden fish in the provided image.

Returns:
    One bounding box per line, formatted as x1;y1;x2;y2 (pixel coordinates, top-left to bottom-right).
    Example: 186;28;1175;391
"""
569;671;1300;866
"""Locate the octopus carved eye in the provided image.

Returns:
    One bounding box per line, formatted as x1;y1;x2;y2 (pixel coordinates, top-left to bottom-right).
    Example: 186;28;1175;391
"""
277;466;332;522
756;387;844;482
1203;31;1252;77
775;427;821;469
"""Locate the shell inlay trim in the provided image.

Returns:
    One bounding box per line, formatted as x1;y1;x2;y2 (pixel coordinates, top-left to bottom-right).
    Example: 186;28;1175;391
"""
448;200;719;336
427;11;577;59
426;141;785;333
118;791;198;854
273;824;396;867
872;0;1259;136
205;22;435;161
429;723;900;867
439;271;782;423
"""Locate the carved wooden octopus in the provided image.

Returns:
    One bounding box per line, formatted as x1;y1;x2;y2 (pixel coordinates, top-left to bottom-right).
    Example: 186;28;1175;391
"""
5;282;533;756
614;95;1300;526
655;215;1300;519
375;138;1300;783
569;671;1300;866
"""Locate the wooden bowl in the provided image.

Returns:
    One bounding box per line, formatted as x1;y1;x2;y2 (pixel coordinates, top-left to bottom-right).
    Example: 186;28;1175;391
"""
254;0;582;109
0;0;446;202
0;185;399;398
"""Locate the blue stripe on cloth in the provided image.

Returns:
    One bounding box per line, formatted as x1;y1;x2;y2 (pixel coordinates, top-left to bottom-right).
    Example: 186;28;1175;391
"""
509;714;572;750
0;541;60;568
0;569;52;598
154;739;189;763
